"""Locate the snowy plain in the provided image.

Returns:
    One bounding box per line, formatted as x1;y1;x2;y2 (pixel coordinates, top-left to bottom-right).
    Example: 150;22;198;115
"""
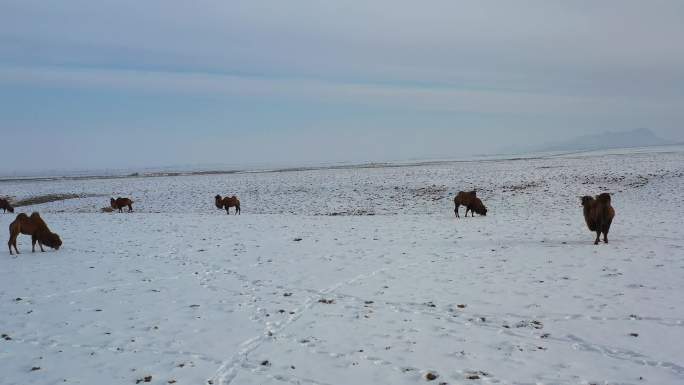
1;146;683;385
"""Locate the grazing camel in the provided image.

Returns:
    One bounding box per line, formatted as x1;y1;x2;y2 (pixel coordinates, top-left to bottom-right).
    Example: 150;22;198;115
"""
8;212;62;255
215;194;240;215
0;198;14;213
454;190;487;217
110;197;134;213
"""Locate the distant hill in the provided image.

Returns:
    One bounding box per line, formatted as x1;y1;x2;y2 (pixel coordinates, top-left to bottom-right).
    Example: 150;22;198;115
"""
523;128;673;154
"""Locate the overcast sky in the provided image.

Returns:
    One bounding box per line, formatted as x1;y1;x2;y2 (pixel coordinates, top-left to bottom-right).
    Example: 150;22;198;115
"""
1;0;683;173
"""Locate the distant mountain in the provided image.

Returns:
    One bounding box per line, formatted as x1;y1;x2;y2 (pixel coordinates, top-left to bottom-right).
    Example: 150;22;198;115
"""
529;128;672;153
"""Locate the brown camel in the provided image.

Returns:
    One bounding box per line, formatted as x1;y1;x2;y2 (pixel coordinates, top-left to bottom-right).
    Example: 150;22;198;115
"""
8;212;62;255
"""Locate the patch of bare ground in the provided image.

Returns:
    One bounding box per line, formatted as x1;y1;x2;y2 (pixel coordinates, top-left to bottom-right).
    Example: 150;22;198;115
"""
409;185;448;201
537;165;564;169
580;169;684;189
11;193;103;207
326;209;376;216
501;181;541;193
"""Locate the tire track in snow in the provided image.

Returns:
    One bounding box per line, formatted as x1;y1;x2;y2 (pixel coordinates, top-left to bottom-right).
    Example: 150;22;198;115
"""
566;334;684;378
209;260;423;385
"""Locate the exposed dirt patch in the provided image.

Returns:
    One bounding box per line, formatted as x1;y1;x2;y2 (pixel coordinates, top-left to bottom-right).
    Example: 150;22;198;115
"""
11;193;103;207
501;181;541;193
425;371;438;381
579;169;684;189
326;209;376;216
409;185;448;201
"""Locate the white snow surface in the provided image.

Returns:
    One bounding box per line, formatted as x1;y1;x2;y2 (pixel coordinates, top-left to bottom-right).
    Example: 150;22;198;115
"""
1;147;684;385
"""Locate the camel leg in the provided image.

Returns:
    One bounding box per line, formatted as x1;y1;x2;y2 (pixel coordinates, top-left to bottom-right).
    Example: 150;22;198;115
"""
454;204;460;218
33;237;46;252
32;236;36;252
128;204;133;212
594;231;600;245
603;228;609;244
225;207;230;215
9;230;18;254
10;241;19;255
10;229;20;255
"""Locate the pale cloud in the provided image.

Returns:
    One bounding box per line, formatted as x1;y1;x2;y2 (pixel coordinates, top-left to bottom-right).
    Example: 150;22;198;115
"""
2;66;681;118
1;0;683;172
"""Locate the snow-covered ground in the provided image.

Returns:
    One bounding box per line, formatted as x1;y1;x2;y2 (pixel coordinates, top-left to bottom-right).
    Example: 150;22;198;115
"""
1;146;683;384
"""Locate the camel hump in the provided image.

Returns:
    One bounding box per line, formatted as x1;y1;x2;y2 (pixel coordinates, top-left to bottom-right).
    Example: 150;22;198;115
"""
455;190;476;200
597;193;611;203
16;213;29;220
30;212;47;225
